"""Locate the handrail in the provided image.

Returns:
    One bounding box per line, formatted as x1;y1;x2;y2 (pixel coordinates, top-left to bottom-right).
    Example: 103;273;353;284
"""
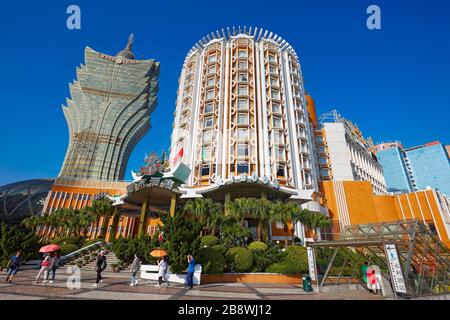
60;241;103;262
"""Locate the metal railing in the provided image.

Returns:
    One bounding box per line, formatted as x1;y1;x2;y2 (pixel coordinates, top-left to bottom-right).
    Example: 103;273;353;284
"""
60;241;104;264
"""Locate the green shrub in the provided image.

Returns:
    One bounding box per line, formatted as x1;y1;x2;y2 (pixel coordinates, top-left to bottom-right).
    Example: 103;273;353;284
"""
83;255;90;262
200;235;220;247
212;244;228;255
248;241;268;252
0;222;41;263
225;247;253;272
196;247;225;274
252;246;286;272
265;245;308;274
60;243;80;255
52;237;81;246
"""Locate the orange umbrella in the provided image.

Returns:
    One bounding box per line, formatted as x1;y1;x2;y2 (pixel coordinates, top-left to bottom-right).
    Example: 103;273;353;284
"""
39;244;61;253
150;249;168;257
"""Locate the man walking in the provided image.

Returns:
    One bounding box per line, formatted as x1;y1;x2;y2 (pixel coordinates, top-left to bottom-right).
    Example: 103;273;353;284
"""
5;250;22;283
184;254;196;289
93;250;107;287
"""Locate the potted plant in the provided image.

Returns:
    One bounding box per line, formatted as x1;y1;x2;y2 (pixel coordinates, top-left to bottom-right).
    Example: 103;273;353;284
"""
111;263;118;273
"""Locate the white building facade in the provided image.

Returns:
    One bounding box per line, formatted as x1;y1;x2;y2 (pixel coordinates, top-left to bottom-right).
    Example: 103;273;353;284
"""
169;27;318;201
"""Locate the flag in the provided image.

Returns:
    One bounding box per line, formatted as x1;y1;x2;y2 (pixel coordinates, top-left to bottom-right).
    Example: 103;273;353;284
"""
173;147;184;165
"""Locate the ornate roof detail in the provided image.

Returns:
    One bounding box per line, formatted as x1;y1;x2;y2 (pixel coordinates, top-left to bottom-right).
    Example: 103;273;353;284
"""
116;34;135;60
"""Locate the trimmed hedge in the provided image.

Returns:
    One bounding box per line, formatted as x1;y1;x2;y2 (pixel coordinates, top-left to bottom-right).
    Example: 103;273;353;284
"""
248;241;268;252
200;235;220;247
60;243;80;255
265;245;308;274
52;237;81;246
196;247;225;274
212;244;228;255
225;247;253;272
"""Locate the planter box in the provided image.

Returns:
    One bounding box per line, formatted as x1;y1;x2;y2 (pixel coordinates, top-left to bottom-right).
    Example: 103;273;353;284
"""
202;273;302;285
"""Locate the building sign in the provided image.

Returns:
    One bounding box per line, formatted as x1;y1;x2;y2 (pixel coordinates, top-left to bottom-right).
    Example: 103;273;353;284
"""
384;244;407;293
306;247;317;281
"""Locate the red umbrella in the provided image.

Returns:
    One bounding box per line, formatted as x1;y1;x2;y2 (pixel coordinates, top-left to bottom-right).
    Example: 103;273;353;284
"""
39;244;61;253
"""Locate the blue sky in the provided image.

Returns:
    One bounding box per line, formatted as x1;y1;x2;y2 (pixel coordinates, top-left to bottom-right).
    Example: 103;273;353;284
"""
0;0;449;186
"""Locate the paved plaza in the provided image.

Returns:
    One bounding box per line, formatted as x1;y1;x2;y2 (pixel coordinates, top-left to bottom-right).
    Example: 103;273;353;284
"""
0;269;386;300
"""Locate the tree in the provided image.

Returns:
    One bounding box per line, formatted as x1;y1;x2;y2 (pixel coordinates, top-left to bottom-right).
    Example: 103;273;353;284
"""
303;211;331;241
251;199;272;242
270;201;291;247
183;198;223;236
226;198;254;227
282;202;304;244
85;198;114;239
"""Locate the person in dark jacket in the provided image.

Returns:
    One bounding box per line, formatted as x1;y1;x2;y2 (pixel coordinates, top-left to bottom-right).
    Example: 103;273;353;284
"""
92;250;107;287
5;251;22;283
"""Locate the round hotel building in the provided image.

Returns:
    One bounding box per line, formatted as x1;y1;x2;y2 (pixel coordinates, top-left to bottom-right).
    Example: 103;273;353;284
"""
169;27;319;203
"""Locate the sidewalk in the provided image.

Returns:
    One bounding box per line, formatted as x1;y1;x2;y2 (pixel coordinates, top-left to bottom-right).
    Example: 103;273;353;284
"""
0;269;387;300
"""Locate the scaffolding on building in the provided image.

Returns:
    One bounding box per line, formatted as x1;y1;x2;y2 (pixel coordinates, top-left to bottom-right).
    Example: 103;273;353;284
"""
309;220;450;299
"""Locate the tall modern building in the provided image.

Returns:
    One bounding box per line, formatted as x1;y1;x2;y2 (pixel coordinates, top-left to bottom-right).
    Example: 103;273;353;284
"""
312;109;387;195
169;27;318;202
43;35;160;213
376;141;450;197
58;35;159;182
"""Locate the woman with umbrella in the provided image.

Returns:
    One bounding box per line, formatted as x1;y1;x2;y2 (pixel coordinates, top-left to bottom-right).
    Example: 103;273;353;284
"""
34;244;60;284
150;249;169;288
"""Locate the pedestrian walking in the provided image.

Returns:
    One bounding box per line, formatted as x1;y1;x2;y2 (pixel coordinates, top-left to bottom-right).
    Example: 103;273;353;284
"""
156;256;168;288
92;250;107;287
183;254;195;289
34;252;54;284
49;251;61;284
5;250;22;283
129;254;141;286
367;269;381;294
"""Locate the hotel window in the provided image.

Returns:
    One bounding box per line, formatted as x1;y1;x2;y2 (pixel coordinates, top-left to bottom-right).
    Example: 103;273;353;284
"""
208;65;216;74
208;54;217;63
203;130;212;143
238;61;247;70
201;164;210;176
270;77;278;86
238;85;247;95
271;89;280;99
272;102;281;113
269;65;277;74
237;113;248;125
204;117;213;128
277;165;285;177
268;53;276;62
237;128;248;140
274;131;283;144
238;72;248;82
237;99;248;110
319;157;328;165
320;169;330;177
318;146;326;154
238;49;247;58
206;77;215;87
276;147;285;161
316;136;324;143
237;144;249;157
206;89;215;100
202;146;211;161
273;116;282;128
237;162;249;174
205;102;214;114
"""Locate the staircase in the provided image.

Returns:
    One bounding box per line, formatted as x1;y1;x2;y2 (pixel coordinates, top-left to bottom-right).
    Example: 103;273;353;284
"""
81;251;121;271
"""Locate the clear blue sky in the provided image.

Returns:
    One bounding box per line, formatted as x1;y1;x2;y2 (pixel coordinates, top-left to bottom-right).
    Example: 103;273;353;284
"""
1;0;449;186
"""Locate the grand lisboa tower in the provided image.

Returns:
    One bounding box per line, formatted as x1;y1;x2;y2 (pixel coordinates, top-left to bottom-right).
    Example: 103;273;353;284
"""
169;27;319;202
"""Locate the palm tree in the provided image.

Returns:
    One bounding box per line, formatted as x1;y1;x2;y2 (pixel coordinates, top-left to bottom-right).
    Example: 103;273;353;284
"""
85;198;114;239
226;198;254;227
205;202;223;236
270;201;290;247
282;201;304;244
252;199;272;242
303;211;331;241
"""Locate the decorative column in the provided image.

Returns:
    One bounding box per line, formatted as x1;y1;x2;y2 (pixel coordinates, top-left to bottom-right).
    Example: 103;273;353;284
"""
138;198;148;238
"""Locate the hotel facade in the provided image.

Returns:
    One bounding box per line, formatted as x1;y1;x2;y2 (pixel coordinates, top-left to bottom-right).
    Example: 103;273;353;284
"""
169;27;318;204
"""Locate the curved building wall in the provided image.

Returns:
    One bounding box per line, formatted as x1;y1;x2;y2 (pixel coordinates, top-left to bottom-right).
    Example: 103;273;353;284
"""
0;179;54;218
170;27;317;196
